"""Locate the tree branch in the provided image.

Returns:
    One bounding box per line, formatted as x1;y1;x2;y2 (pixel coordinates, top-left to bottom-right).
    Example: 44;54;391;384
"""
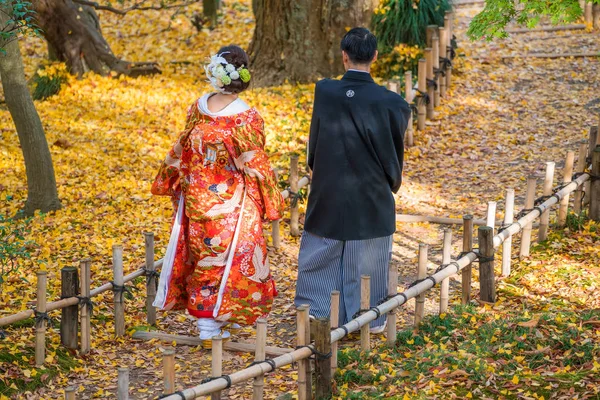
71;0;201;15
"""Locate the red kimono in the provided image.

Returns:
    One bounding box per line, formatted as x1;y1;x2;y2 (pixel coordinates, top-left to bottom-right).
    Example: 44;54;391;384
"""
151;99;284;325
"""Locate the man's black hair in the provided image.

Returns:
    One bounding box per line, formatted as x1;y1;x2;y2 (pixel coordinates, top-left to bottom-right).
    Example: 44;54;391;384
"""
340;27;377;64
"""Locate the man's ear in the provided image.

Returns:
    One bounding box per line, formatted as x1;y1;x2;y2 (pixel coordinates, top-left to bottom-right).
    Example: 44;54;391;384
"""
372;50;379;63
342;50;349;63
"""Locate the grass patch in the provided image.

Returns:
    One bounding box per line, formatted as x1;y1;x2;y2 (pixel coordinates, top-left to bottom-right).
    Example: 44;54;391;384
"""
0;343;78;396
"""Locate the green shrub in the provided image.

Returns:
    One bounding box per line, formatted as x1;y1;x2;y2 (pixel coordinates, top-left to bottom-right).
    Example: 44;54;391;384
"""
373;0;452;49
32;63;68;101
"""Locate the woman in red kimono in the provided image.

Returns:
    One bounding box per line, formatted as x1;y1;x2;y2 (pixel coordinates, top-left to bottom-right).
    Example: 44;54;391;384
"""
151;46;284;345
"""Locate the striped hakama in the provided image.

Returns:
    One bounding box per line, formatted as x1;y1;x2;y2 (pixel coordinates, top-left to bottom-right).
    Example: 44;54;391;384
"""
294;231;392;329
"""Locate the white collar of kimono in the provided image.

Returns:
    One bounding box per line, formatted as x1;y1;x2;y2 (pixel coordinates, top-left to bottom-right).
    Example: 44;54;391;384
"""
198;93;250;117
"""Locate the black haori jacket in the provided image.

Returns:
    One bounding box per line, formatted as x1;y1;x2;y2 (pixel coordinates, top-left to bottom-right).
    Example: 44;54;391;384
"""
304;70;411;241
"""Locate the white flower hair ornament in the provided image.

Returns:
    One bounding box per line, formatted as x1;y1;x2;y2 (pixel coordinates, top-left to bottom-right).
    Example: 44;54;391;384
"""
204;52;252;94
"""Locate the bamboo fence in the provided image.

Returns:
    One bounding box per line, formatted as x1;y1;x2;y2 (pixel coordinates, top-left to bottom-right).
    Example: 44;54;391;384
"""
157;147;597;399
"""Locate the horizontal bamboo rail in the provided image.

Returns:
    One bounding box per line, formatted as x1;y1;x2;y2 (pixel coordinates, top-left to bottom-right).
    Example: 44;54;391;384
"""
162;171;591;399
0;259;164;327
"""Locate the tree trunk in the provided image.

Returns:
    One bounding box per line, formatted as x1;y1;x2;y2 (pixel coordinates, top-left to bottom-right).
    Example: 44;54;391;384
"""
203;0;218;28
249;0;377;86
0;10;62;216
33;0;160;77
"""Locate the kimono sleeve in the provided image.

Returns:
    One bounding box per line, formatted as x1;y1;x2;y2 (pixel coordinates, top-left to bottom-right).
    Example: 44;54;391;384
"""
233;114;285;221
151;103;197;197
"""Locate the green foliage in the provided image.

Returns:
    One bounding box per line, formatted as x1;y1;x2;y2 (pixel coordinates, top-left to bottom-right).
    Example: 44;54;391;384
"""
566;211;587;232
32;66;68;100
372;0;452;50
467;0;600;40
0;0;40;53
0;211;35;287
371;0;450;79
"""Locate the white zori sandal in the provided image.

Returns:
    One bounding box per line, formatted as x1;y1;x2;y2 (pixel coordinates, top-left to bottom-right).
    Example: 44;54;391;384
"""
197;318;231;349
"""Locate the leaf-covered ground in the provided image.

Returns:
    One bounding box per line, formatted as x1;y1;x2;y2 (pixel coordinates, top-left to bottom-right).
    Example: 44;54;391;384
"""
1;1;599;399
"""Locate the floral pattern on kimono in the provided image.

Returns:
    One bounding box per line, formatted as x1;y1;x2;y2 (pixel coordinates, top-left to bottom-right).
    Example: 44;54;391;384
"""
151;100;284;325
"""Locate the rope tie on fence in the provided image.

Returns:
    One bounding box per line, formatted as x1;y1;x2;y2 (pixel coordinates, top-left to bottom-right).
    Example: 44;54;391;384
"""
110;282;132;302
427;78;438;90
200;374;232;388
340;326;349;336
158;391;186;400
439;57;452;70
34;309;51;327
286;187;301;208
414;89;431;106
377;292;408;306
498;223;512;234
144;268;160;285
247;358;277;372
434;67;445;79
352;306;382;320
409;102;418;117
472;249;494;263
76;296;95;314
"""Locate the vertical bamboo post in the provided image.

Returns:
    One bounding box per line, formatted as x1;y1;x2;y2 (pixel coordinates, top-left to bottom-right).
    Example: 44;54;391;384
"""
80;259;91;355
360;275;370;351
425;48;434;120
432;36;440;108
271;220;281;249
330;291;340;377
117;367;129;400
461;215;473;305
590;127;599;157
591;146;600;221
417;59;427;131
60;267;79;350
585;2;593;25
404;71;414;146
538;162;555;242
520;177;537;258
163;349;175;395
594;3;600;29
211;336;223;400
439;229;452;314
486;201;497;230
386;262;398;347
388;81;398;93
252;318;267;400
414;244;428;328
558;151;575;226
574;143;588;214
445;12;453;44
296;305;310;400
290;154;300;237
64;387;76;400
439;27;448;98
315;317;332;399
478;226;495;303
112;244;125;337
144;232;157;326
35;270;47;367
426;25;438;47
444;15;453;88
501;189;515;277
584;128;598;208
303;305;312;397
